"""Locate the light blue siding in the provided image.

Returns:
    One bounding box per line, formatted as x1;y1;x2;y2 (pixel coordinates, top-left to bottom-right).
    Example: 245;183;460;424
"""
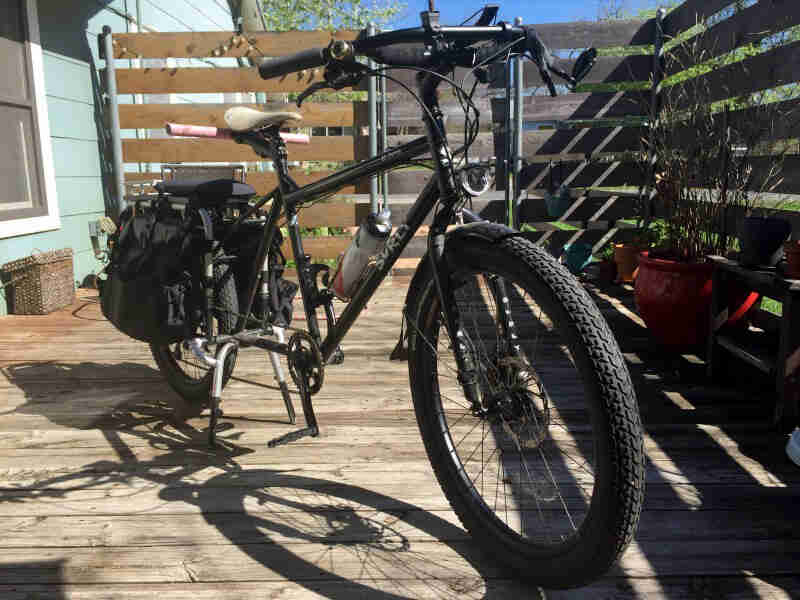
55;177;106;217
47;96;97;141
51;138;103;179
2;0;236;315
42;52;93;104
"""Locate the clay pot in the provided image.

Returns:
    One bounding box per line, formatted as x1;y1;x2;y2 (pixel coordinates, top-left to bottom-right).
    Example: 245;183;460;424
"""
635;252;760;350
613;243;642;283
595;259;617;284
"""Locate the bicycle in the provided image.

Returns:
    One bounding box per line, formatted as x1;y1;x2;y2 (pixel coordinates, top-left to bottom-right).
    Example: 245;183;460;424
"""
134;3;645;588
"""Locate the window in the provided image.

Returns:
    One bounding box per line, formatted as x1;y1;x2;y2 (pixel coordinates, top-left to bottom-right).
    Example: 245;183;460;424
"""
0;0;59;239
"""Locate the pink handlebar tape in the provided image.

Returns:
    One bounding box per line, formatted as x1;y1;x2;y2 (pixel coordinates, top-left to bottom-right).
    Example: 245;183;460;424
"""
165;123;310;144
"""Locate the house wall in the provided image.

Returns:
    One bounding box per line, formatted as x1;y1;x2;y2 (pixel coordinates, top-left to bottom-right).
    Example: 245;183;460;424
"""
0;0;233;315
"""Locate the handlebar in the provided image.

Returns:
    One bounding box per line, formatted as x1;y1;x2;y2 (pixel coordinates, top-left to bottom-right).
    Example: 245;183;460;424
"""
257;46;329;80
258;24;526;79
256;18;595;99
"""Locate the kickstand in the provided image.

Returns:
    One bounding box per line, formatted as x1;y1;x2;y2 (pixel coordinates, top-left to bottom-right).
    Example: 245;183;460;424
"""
267;368;319;447
269;327;296;424
208;341;238;447
390;309;409;361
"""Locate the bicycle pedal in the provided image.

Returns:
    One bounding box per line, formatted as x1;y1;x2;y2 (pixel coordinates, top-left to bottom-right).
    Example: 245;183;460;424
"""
267;425;319;448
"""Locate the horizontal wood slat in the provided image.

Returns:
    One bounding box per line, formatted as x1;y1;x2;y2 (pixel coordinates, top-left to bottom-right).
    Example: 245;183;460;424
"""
534;19;656;49
663;0;742;38
122;129;641;167
109;22;655;61
751;155;800;194
118;102;356;130
279;235;350;260
530;54;653;85
124;171;356;196
124;169;436;198
494;126;645;158
665;3;800;78
122;136;356;163
114;67;329;94
110;30;357;59
492;91;649;123
470;194;640;223
671;40;800;109
519;160;645;190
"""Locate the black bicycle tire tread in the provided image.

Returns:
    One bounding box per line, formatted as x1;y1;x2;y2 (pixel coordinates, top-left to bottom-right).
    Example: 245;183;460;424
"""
407;235;645;588
151;265;239;405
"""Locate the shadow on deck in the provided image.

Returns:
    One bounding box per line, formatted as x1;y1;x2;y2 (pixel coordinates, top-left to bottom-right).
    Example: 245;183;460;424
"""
0;281;797;599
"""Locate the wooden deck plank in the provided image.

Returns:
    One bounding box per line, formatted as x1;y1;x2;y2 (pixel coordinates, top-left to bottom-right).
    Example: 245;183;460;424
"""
0;500;796;549
1;577;798;600
0;281;798;597
0;539;798;584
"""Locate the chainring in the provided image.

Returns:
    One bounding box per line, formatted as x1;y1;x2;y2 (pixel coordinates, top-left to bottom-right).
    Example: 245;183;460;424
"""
287;331;325;395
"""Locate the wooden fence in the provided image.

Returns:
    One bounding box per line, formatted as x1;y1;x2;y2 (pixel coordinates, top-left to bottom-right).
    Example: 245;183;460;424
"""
105;0;800;265
489;0;800;253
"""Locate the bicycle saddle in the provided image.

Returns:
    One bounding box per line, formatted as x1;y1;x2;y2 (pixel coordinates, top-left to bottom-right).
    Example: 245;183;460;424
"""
224;106;302;132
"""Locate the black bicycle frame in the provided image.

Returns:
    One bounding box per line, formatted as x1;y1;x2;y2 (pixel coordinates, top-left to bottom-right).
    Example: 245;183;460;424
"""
212;69;478;389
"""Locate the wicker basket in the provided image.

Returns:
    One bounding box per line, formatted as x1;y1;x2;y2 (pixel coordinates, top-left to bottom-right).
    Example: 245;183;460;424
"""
2;249;75;315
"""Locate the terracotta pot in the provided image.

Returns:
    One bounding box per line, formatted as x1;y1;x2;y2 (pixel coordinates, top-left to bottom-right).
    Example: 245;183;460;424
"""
596;259;617;284
613;243;642;283
635;252;760;350
785;241;800;279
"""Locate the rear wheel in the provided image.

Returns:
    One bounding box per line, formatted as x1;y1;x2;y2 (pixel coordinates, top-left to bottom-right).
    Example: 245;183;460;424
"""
151;264;239;406
407;236;644;588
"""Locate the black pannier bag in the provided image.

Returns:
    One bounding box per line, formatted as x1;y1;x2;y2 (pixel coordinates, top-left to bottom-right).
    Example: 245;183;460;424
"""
223;221;298;328
99;200;194;344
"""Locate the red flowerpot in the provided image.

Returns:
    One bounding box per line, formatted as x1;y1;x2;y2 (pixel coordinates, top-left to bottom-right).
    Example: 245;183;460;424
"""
634;252;759;350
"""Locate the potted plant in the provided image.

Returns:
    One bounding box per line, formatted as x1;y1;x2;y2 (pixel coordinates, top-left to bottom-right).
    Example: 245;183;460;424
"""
633;34;792;350
594;242;617;284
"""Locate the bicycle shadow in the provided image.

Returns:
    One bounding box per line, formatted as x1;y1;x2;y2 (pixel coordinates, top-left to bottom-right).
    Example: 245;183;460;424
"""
3;360;213;433
2;360;537;598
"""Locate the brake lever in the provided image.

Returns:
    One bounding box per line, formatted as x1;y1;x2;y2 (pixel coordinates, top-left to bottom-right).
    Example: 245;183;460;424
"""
296;62;368;108
296;82;329;107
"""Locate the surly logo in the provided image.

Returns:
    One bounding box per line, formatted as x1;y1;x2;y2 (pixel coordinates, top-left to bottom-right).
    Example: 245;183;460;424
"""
375;224;411;271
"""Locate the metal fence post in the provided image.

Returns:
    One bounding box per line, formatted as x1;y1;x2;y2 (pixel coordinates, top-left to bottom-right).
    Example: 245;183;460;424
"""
513;16;524;229
367;22;379;214
504;59;513;227
380;72;389;211
642;8;666;227
101;26;126;219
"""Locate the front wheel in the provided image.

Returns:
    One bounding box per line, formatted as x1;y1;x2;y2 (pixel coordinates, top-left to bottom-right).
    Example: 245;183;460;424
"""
407;236;644;588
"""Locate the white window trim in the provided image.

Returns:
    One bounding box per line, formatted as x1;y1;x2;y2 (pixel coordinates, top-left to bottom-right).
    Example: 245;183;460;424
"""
0;0;61;240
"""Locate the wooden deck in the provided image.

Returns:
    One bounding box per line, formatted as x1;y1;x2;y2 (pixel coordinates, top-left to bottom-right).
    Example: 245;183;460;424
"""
1;278;799;599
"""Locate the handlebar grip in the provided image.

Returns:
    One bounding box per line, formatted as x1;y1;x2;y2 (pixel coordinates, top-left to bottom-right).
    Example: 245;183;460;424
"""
165;123;233;139
258;47;328;79
367;43;432;67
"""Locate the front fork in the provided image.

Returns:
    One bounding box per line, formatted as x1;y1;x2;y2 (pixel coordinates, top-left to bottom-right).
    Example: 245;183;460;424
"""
420;71;485;409
420;70;522;410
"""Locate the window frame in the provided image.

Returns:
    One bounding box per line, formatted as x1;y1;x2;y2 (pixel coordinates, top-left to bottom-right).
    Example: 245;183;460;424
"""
0;0;60;240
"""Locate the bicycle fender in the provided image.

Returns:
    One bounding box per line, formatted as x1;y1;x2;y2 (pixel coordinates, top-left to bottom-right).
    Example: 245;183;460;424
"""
403;221;525;316
444;221;518;246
